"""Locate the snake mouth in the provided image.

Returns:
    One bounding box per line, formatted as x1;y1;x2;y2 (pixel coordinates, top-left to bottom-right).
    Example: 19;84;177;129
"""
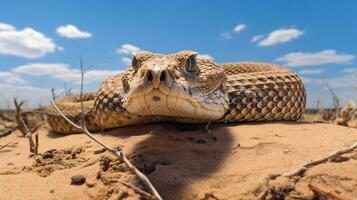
122;84;227;120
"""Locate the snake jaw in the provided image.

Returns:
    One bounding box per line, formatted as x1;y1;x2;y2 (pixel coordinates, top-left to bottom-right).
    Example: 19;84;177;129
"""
123;86;228;120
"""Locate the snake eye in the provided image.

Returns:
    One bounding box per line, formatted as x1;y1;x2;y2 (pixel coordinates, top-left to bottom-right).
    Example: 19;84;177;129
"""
185;55;197;73
131;56;140;70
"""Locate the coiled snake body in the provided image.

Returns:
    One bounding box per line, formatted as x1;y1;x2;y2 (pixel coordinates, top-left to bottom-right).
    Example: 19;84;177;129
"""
46;51;306;134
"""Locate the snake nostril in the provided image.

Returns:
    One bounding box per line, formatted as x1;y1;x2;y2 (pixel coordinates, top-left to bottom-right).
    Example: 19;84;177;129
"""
147;70;153;81
160;71;166;82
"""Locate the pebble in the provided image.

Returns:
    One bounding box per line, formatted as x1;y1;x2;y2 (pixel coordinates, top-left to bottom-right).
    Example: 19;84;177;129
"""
71;174;86;185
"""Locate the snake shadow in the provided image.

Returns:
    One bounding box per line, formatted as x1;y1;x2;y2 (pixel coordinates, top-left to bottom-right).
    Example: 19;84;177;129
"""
107;122;234;200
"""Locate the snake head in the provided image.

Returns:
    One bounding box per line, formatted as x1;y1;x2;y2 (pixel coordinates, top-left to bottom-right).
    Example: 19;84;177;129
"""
121;50;229;120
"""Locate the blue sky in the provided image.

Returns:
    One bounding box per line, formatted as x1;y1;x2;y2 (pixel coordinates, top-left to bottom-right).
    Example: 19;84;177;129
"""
0;0;357;108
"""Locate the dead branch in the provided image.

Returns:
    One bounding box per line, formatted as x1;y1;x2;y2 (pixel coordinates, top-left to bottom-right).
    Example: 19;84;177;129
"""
49;57;162;200
13;98;26;136
63;82;72;96
324;83;340;118
0;112;12;122
309;183;351;200
35;132;39;154
51;88;57;101
281;142;357;177
266;142;357;182
13;98;39;154
0;142;12;151
20;118;39;154
119;181;158;200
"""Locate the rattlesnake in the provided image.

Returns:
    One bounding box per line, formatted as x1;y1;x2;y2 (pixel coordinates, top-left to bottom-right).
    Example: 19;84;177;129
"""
46;50;306;134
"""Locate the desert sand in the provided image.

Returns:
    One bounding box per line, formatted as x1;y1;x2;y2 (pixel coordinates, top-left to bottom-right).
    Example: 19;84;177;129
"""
1;122;357;200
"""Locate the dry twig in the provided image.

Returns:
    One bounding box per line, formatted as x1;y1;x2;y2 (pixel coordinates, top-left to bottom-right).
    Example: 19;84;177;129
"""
267;142;357;181
280;142;357;178
119;181;158;200
13;98;39;154
63;82;72;96
309;183;351;200
20;118;39;154
0;112;12;122
51;88;57;101
0;142;12;151
50;57;162;200
13;98;26;136
324;82;340;118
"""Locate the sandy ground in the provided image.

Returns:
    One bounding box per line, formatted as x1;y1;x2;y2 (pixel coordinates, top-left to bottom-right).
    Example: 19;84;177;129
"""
0;122;357;200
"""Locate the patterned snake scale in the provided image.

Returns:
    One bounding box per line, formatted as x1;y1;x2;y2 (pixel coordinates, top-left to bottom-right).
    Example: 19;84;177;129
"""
46;51;306;134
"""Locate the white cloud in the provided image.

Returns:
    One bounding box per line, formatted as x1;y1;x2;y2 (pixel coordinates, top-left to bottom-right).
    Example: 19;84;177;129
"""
13;63;71;75
3;76;26;85
12;63;121;84
116;44;141;54
342;68;357;73
221;23;246;39
0;83;52;108
57;46;65;51
250;35;264;43
257;28;304;46
233;24;246;33
301;74;357;88
327;75;357;88
0;71;26;85
197;54;214;60
0;22;15;31
0;72;13;79
220;32;232;39
84;70;122;82
56;24;92;39
121;57;132;65
276;49;355;67
298;69;324;75
0;23;56;58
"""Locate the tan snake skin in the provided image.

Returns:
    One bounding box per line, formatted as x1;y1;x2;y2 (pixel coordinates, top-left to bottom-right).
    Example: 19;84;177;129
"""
46;51;306;134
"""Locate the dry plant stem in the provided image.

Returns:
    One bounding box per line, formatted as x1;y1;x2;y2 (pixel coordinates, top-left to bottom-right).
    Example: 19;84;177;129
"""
51;88;57;101
281;142;357;177
119;181;158;200
324;83;340;118
35;133;39;154
13;98;26;135
308;183;351;200
20;118;38;154
13;98;39;154
0;142;12;151
0;112;12;122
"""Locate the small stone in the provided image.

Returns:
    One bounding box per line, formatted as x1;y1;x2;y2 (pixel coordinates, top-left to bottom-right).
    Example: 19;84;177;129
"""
41;151;54;159
71;174;86;185
142;163;156;174
86;181;96;188
94;148;106;154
